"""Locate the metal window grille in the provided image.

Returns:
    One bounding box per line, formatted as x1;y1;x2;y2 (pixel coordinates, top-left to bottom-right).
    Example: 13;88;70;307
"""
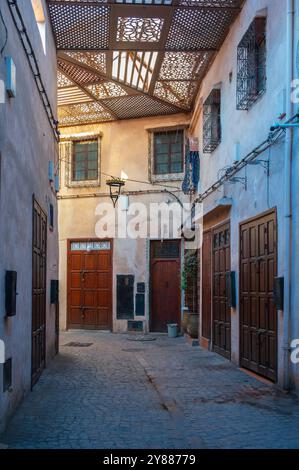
72;140;98;181
237;17;267;111
153;130;184;175
203;89;221;154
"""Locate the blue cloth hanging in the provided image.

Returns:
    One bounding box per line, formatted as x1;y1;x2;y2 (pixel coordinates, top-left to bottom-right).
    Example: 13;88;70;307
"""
182;146;200;194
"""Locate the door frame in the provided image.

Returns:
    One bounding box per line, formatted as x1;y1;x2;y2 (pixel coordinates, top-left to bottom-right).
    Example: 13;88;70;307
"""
200;229;212;344
31;196;47;388
67;238;113;331
211;219;231;359
239;208;278;381
149;239;181;333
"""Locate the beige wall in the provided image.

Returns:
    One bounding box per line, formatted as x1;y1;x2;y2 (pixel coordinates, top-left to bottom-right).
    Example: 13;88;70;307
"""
58;114;190;332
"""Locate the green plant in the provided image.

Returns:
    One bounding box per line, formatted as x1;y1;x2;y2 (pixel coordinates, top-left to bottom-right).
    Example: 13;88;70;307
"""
182;250;198;288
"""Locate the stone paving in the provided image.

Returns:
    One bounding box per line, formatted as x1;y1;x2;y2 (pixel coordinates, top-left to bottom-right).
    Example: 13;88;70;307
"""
1;330;299;449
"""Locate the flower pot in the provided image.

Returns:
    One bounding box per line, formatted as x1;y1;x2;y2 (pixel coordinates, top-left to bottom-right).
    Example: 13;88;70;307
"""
187;312;199;339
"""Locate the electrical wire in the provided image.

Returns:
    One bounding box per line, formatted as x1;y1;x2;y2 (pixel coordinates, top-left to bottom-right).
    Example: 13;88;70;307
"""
0;6;8;55
57;154;182;191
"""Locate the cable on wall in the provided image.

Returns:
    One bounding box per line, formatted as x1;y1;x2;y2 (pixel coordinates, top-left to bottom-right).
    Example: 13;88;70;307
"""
0;6;8;55
195;114;299;204
6;0;59;141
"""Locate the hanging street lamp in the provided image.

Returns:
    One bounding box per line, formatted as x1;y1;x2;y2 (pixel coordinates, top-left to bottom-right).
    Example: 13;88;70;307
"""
106;177;126;207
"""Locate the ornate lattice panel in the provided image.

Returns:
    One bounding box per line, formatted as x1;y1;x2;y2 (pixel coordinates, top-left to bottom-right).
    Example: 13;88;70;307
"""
59;102;114;126
58;59;102;86
101;95;179;119
87;82;127;99
48;2;110;49
179;0;240;5
116;17;164;43
50;1;244;125
57;71;73;88
154;81;197;109
166;7;240;51
65;52;106;74
159;52;212;80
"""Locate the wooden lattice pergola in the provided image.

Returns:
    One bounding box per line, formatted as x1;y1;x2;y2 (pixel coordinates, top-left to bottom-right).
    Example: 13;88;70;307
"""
46;0;243;126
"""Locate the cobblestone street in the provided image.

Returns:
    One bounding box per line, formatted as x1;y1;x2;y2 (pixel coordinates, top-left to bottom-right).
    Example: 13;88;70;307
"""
1;331;299;449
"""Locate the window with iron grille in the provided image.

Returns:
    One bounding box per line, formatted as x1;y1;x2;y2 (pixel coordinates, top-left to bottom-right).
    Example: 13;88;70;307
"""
237;17;267;110
153;130;184;175
72;140;98;181
203;89;221;153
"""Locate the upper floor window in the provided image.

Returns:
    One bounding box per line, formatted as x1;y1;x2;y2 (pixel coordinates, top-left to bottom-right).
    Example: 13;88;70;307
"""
31;0;46;54
153;130;184;175
72;140;98;182
237;17;267;110
203;89;221;154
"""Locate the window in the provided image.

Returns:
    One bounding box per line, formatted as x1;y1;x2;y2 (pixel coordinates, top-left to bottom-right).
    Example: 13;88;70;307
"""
31;0;46;54
153;130;184;175
237;17;267;110
203;89;221;153
72;140;98;181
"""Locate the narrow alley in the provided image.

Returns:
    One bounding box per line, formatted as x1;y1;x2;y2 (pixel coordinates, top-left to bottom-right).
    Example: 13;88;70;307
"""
1;331;299;450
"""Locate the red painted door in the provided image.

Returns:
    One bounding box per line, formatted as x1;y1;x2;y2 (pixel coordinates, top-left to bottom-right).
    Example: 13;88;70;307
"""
150;240;181;333
67;240;112;330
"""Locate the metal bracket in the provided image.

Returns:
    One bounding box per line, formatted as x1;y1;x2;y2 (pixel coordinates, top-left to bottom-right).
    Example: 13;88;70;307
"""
247;159;269;175
227;176;247;190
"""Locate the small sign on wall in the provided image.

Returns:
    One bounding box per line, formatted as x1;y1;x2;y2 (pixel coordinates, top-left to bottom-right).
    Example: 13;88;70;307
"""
5;57;16;98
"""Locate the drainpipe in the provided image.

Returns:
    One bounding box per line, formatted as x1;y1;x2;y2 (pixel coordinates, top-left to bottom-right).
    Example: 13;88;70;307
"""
283;0;294;391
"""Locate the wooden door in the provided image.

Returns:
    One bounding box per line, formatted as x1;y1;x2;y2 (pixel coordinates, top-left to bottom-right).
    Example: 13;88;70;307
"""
150;240;181;333
32;198;47;387
67;240;112;330
212;222;231;358
202;230;212;340
240;210;277;381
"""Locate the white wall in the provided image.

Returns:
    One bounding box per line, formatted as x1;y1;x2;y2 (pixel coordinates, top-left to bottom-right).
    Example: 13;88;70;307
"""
191;0;298;389
0;0;58;431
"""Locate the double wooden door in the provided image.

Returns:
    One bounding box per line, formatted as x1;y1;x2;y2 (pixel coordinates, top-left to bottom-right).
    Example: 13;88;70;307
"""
212;222;231;358
32;198;47;387
240;211;277;381
150;240;181;333
67;240;112;330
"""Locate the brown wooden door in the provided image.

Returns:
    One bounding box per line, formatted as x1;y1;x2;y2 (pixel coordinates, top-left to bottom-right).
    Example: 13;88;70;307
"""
32;198;47;387
67;240;112;330
240;210;277;381
212;222;231;358
150;240;181;333
202;230;212;340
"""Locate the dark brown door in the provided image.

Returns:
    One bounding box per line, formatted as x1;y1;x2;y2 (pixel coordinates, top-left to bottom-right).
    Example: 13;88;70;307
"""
67;240;112;330
32;198;47;387
240;210;277;381
202;230;212;340
150;240;181;333
212;222;231;358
